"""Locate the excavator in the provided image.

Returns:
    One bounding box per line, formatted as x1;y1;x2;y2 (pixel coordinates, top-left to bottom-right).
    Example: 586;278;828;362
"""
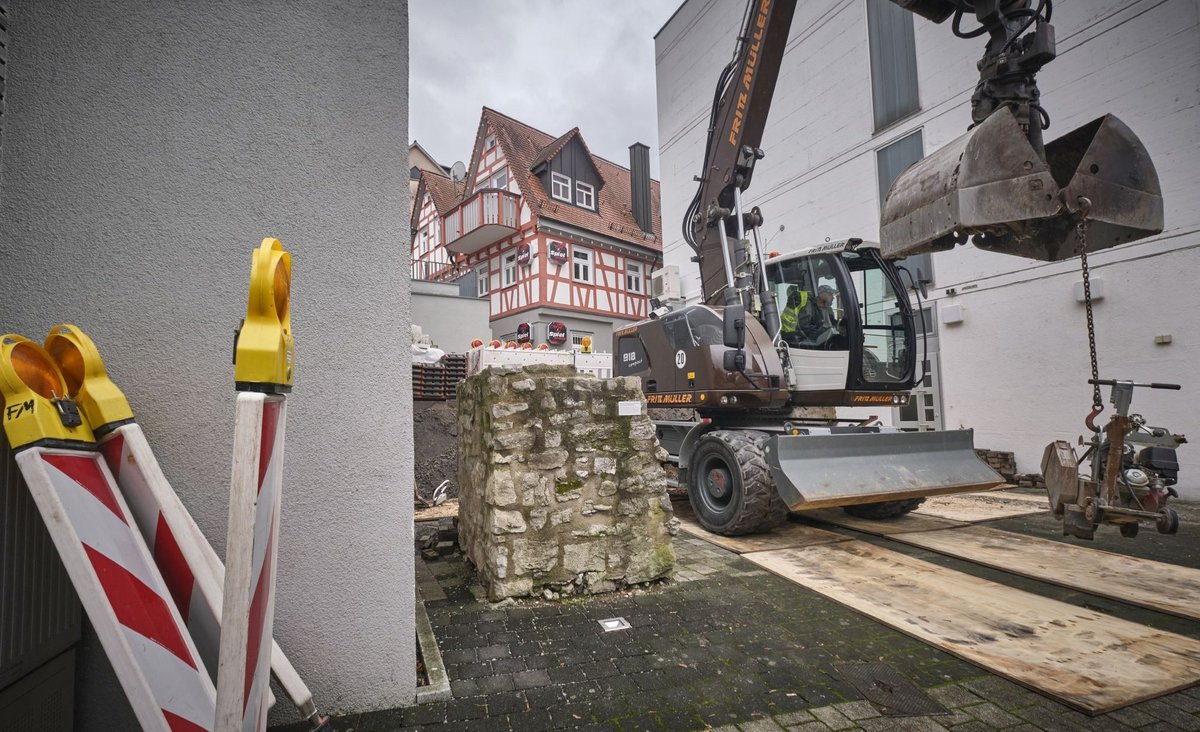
617;0;1176;537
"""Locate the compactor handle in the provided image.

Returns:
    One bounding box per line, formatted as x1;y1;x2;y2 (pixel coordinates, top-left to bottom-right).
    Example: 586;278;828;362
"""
1088;379;1181;391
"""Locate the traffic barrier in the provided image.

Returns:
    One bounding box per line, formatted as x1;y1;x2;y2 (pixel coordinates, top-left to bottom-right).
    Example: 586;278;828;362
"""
43;323;327;729
0;335;216;731
216;238;295;732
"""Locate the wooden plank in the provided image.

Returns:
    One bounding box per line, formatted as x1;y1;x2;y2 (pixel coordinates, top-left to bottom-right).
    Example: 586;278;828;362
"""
797;508;966;535
672;501;848;553
891;525;1200;622
912;490;1049;523
744;541;1200;714
415;498;459;522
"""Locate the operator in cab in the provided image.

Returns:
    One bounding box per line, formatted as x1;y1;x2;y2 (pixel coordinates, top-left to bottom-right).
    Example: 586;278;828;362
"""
781;284;843;348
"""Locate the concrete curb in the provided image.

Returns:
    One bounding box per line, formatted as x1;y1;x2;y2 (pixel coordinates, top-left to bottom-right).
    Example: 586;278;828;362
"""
415;587;452;704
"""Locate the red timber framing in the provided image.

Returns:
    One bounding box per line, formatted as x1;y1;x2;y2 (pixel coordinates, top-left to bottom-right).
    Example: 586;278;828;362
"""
409;107;662;333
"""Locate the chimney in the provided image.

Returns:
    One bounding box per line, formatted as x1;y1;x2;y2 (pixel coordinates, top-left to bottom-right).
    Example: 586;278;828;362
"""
628;142;653;235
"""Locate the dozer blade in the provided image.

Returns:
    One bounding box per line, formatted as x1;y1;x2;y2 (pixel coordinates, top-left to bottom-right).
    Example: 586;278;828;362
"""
765;429;1003;511
880;110;1162;263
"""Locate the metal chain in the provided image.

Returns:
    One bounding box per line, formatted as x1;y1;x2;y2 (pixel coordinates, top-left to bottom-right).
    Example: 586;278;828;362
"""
1077;197;1103;416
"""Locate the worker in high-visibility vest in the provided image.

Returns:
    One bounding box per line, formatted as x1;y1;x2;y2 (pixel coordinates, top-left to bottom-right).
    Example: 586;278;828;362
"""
780;286;810;341
782;284;840;346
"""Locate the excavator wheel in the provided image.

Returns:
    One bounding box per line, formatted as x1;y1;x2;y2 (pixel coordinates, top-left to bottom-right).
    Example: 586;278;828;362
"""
843;498;926;520
687;430;788;536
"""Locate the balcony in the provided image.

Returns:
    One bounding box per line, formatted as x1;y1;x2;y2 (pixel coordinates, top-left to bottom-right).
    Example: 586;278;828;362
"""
445;188;519;255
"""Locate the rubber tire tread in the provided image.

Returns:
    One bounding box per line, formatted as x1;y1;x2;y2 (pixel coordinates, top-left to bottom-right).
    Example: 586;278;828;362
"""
842;497;926;520
689;430;788;536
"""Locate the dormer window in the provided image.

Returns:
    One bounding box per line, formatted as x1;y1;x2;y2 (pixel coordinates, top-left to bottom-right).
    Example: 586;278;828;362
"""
575;182;595;210
551;172;572;202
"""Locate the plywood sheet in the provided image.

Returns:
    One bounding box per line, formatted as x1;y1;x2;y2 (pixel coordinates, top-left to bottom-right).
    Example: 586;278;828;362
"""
798;508;966;535
892;525;1200;622
745;541;1200;714
912;490;1049;522
414;498;459;522
672;501;848;553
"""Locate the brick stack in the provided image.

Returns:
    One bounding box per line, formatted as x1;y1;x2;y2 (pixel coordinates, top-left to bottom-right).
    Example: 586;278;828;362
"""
975;449;1018;483
1013;473;1049;490
412;354;469;401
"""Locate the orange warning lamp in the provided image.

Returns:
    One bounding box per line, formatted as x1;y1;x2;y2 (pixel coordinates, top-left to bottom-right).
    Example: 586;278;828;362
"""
470;338;484;349
44;324;134;434
488;339;502;349
0;335;95;449
504;341;518;349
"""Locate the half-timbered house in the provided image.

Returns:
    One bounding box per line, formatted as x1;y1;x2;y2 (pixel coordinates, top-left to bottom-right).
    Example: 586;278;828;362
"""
409;107;663;349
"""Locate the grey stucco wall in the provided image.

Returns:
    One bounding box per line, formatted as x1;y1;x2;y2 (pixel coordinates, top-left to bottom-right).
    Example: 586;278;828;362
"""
411;281;490;352
0;1;413;726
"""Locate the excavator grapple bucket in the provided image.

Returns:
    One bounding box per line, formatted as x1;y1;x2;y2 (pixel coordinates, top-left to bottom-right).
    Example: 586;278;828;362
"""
765;429;1003;511
879;110;1162;263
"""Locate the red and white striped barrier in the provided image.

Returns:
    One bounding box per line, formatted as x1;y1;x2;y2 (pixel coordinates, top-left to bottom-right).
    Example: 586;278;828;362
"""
215;393;287;732
17;447;216;731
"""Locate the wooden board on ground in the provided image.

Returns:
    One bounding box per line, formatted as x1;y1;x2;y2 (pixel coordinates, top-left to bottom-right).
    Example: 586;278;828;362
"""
744;541;1200;714
797;508;966;535
892;525;1200;622
912;490;1049;522
672;501;848;553
415;498;459;522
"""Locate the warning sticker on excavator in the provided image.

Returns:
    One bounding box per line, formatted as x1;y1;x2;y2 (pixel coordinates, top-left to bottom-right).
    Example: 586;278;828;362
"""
675;350;686;369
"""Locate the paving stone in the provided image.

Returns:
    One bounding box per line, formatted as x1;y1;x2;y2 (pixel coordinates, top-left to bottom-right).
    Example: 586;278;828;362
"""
1108;706;1162;728
960;701;1023;728
833;701;882;721
736;718;787;731
477;643;511;660
513;668;553;690
857;716;950;732
1139;699;1200;730
810;706;857;730
927;684;984;709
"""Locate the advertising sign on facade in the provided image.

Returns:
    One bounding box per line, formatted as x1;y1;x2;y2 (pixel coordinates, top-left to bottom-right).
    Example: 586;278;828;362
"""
548;241;568;265
516;243;531;266
516;323;531;343
547;321;568;345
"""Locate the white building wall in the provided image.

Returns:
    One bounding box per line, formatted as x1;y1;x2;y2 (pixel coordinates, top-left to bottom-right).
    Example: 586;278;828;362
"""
0;1;415;726
657;0;1200;493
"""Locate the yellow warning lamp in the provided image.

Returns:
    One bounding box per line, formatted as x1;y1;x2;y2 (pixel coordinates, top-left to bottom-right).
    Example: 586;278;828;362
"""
234;238;294;393
44;324;135;435
580;336;593;354
0;334;96;450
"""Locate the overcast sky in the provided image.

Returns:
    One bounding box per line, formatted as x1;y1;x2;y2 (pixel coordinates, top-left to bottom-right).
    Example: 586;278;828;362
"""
409;1;681;178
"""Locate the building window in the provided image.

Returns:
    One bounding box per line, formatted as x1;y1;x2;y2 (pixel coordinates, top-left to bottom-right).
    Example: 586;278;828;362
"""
576;181;595;210
572;247;593;284
626;261;643;293
503;252;518;287
551;172;572;202
866;0;920;131
418;225;430;255
484;134;496;150
476;264;489;296
491;169;508;189
572;332;593;351
877;129;933;284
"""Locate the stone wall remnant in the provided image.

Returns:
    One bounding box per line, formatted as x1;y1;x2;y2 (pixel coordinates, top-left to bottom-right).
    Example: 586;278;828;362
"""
457;365;676;600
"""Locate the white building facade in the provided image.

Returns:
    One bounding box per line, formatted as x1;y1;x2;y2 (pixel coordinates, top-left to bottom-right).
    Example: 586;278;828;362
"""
656;0;1200;493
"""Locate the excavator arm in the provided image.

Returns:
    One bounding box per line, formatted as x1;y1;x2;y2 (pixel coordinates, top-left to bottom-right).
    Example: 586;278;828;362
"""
685;0;1163;311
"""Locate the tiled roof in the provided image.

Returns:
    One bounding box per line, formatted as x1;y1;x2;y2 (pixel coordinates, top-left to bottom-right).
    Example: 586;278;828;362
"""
420;169;466;215
471;107;662;253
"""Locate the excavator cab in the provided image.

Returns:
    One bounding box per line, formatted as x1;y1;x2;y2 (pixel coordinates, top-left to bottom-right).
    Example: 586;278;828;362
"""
768;241;915;400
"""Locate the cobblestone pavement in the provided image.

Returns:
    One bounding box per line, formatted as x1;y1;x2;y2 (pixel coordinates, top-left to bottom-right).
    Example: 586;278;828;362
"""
279;498;1200;731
